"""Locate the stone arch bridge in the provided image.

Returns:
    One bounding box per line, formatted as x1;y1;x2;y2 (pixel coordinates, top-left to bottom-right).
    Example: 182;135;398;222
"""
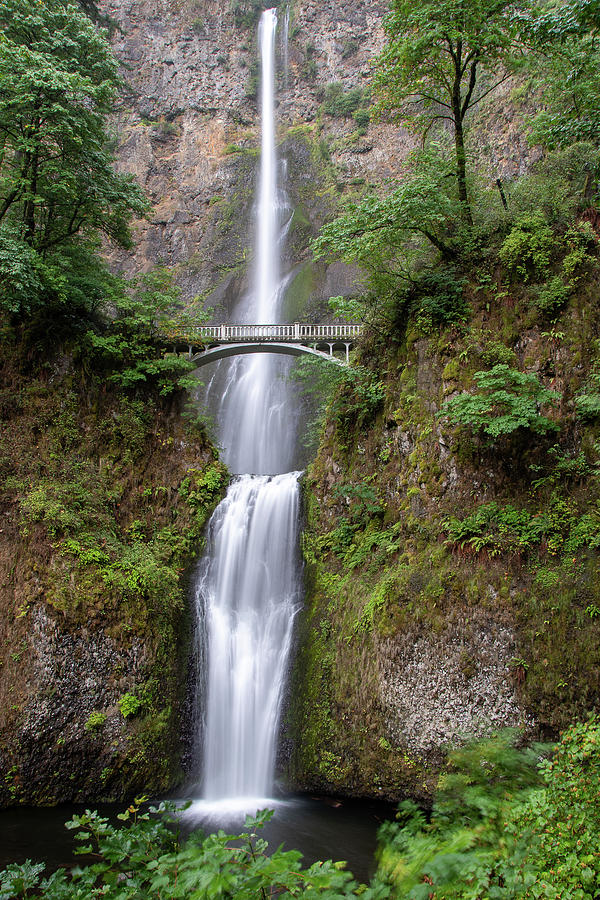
164;323;363;366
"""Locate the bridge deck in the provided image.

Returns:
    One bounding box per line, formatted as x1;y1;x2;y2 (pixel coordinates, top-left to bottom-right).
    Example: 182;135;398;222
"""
164;323;362;345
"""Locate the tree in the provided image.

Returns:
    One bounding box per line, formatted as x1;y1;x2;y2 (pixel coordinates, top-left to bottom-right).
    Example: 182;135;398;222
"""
82;268;203;396
0;0;146;319
525;0;600;148
313;165;460;265
311;146;466;333
374;0;528;223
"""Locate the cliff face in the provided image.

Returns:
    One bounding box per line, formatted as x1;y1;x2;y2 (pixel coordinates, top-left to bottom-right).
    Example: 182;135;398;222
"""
283;257;600;801
0;349;227;805
98;0;412;318
100;0;534;321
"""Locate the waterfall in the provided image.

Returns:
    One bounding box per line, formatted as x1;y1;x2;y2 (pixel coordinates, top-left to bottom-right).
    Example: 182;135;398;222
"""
215;9;295;477
188;7;301;813
281;6;290;93
198;474;300;801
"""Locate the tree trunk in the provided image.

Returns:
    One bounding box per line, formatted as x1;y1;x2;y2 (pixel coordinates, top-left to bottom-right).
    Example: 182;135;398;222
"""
24;148;39;243
453;107;472;226
451;45;473;227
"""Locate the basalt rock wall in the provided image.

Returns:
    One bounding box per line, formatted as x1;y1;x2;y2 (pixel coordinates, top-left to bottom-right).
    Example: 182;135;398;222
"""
101;0;532;319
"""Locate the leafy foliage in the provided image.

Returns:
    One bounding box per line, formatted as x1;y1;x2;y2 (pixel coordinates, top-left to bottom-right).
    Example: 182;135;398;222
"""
332;481;384;525
312;146;467;338
117;694;144;719
411;267;469;333
576;373;600;420
374;0;527;221
495;717;600;899
83;268;201;397
322;82;366;118
444;486;600;559
440;364;560;439
0;805;367;899
499;214;555;281
0;0;146;322
288;355;345;453
444;501;549;556
313;156;461;269
331;366;386;435
376;720;600;900
84;711;107;733
525;0;600;148
508;143;600;226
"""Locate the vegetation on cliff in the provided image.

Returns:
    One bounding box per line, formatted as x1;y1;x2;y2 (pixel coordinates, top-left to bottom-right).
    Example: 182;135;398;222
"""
0;0;228;805
288;0;600;800
0;335;227;805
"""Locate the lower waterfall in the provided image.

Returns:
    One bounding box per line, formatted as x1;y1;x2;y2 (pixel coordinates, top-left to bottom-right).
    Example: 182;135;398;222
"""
194;473;301;804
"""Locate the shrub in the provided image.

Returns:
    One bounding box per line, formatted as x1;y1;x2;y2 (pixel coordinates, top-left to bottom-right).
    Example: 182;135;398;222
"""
84;711;107;732
323;82;365;118
533;222;597;318
245;59;259;99
443;502;549;556
229;0;268;29
331;365;386;432
375;732;546;898
118;693;143;719
332;481;384;525
411;267;469;332
499;214;555;281
481;339;517;367
352;108;370;135
508;143;600;226
575;373;600;420
341;37;359;59
535;275;570;317
497;717;600;898
439;364;560;439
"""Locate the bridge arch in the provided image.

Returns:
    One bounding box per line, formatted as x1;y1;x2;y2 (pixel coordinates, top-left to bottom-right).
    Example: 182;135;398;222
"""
190;341;347;367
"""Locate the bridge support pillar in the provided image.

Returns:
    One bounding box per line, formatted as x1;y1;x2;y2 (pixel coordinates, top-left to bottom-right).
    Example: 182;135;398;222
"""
327;343;334;357
345;342;350;364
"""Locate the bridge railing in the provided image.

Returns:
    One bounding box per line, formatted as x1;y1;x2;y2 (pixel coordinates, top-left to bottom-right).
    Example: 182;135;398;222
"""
165;323;362;344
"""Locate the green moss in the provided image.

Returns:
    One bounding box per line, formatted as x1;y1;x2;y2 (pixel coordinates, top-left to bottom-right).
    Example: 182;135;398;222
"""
283;262;315;322
442;358;461;381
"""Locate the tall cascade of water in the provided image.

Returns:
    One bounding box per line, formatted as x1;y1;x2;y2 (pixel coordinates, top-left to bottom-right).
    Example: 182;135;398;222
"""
215;7;294;478
189;7;300;810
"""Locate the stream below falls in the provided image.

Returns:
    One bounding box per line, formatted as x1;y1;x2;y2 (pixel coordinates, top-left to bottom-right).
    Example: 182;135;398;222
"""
0;798;391;885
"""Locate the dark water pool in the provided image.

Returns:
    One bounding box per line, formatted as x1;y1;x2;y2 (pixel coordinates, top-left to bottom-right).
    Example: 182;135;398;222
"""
0;793;393;885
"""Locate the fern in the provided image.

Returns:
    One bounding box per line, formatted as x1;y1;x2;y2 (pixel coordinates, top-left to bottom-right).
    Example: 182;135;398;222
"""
439;365;560;439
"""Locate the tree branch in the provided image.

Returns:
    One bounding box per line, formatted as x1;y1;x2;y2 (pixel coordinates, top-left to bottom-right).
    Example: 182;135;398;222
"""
419;227;455;257
461;58;479;118
468;72;512;110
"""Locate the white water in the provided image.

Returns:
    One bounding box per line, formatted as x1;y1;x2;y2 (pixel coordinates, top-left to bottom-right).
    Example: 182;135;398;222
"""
194;474;300;804
214;7;295;477
188;8;301;816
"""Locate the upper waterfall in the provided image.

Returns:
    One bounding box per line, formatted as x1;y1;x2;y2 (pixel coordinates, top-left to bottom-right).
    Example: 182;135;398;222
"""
257;9;278;324
210;5;297;477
